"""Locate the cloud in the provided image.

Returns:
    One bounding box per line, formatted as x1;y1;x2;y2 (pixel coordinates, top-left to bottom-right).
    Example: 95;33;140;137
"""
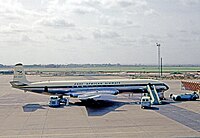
117;0;134;7
117;0;147;7
35;17;75;28
70;0;101;7
0;33;34;42
47;32;87;42
0;23;31;34
99;15;128;26
93;29;120;39
0;1;42;19
0;0;199;65
144;9;156;16
60;35;86;41
61;34;86;41
21;34;33;42
191;31;200;35
179;0;200;6
72;6;98;14
70;0;148;12
0;23;45;42
100;0;147;9
0;12;22;20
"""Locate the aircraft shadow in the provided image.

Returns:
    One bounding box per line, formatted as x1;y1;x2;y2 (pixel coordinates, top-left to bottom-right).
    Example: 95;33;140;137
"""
143;106;159;110
161;100;177;105
22;104;46;112
72;100;127;116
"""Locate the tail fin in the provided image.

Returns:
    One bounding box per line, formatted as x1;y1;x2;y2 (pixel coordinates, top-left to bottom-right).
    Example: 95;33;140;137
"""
13;63;29;83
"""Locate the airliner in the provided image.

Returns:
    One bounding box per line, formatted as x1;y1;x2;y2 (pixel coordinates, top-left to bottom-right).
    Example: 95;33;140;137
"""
10;63;169;101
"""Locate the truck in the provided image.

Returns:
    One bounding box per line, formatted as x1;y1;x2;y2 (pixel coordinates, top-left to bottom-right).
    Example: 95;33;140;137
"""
170;92;199;101
141;96;151;109
49;96;69;107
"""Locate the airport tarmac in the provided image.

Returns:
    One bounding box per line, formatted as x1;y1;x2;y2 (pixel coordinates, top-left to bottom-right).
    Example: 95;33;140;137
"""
0;75;199;138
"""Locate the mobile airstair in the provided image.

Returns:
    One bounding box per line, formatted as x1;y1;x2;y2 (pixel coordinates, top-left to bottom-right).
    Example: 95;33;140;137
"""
147;84;161;105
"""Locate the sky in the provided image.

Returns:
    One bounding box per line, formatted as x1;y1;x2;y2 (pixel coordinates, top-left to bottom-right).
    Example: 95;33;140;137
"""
0;0;200;65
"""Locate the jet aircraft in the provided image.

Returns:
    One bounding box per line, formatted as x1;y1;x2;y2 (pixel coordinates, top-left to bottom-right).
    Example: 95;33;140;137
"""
10;63;169;102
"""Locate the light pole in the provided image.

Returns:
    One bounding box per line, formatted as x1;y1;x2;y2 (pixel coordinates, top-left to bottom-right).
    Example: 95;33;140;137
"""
156;43;161;77
161;57;163;77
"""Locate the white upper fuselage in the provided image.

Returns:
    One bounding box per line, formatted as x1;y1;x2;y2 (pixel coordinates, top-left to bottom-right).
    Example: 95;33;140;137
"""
31;79;159;87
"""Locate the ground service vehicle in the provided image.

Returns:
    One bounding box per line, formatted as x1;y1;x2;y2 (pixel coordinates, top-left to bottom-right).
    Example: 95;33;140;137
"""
49;96;60;107
141;96;151;109
49;96;68;107
170;92;199;101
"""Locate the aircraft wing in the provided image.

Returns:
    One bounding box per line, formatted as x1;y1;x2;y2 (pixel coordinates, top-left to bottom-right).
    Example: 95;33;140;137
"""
78;93;117;101
78;94;101;100
67;88;119;101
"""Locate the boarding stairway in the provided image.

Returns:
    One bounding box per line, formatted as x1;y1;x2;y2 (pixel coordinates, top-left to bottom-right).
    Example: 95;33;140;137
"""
147;84;161;105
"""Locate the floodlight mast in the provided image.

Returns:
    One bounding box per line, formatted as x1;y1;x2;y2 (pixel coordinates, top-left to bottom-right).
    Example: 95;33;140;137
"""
156;43;161;77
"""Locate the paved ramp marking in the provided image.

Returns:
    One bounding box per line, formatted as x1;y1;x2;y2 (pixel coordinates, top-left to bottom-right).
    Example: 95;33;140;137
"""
156;104;200;132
